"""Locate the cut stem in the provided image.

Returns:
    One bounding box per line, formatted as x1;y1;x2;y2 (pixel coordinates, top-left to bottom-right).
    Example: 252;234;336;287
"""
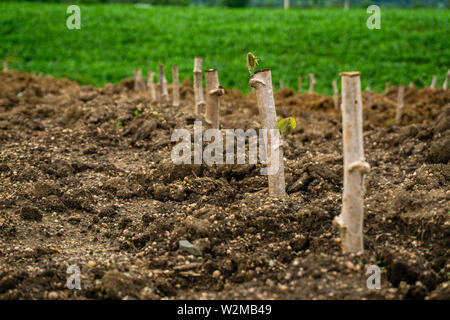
193;57;205;115
3;60;8;72
147;71;157;102
249;69;286;197
395;85;405;125
430;75;437;89
443;70;449;90
172;65;180;107
308;73;315;93
332;79;339;110
159;64;168;105
204;69;224;129
133;69;145;91
333;71;370;253
298;76;302;93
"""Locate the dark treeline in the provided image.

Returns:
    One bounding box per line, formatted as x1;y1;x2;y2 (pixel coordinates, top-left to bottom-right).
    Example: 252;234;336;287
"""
9;0;448;8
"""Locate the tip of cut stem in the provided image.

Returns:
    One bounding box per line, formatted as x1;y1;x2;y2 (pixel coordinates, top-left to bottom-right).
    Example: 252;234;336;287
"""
253;68;271;75
340;71;361;77
205;68;217;72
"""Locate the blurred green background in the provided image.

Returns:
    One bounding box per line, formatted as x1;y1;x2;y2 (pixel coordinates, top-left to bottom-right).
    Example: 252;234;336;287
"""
1;1;449;93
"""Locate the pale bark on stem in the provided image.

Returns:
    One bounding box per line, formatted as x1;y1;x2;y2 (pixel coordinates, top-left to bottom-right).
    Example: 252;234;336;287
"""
147;71;157;102
395;85;405;125
204;69;224;129
3;60;7;72
409;82;415;88
163;76;169;99
172;65;180;107
333;71;370;253
332;79;339;110
444;70;450;90
385;82;391;93
284;0;290;10
298;76;302;93
133;69;145;92
159;64;168;105
279;79;284;90
249;69;286;197
193;57;205;115
308;74;315;93
430;75;437;89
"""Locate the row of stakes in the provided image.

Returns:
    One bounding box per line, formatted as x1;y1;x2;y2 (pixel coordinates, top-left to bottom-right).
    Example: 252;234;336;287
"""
137;58;449;253
3;57;448;253
134;58;449;129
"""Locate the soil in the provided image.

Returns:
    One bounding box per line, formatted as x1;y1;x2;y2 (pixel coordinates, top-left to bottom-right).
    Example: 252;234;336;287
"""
0;70;448;300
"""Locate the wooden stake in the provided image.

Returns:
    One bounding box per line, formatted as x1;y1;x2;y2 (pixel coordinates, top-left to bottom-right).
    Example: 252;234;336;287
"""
159;64;168;105
333;71;370;253
249;69;286;197
194;57;205;115
332;79;339;110
308;73;315;93
147;71;157;102
395;85;405;125
430;75;437;89
443;70;449;89
298;76;302;93
172;65;180;107
204;69;224;129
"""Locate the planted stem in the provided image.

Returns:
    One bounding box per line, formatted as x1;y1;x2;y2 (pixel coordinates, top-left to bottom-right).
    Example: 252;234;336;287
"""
385;82;391;93
194;57;205;115
249;69;286;197
133;69;145;91
3;60;7;72
430;75;437;89
172;65;180;107
395;85;405;125
333;71;370;253
159;64;168;105
298;76;302;93
443;70;449;90
279;79;284;90
284;0;290;10
205;69;224;129
308;73;315;93
147;71;157;102
332;79;339;110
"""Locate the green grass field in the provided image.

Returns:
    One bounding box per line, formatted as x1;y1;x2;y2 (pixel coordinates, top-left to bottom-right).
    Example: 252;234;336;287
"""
0;2;448;93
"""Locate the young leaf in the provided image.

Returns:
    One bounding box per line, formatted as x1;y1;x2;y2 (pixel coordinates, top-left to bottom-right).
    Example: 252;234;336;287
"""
277;117;296;136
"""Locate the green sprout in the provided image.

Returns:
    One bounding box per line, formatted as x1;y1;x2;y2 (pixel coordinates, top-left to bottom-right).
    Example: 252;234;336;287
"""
116;120;123;127
134;110;139;117
277;117;296;136
246;52;259;76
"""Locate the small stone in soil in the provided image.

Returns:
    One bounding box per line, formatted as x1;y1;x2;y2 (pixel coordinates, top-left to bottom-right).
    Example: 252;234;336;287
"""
179;240;203;257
